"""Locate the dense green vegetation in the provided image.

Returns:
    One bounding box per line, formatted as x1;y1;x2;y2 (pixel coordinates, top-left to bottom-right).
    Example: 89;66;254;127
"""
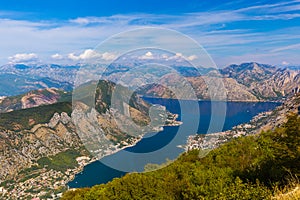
37;149;81;172
0;101;72;130
62;114;299;200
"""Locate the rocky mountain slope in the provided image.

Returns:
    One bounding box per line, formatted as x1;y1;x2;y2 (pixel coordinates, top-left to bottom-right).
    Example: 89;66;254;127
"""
137;62;300;101
0;80;177;199
250;68;300;99
221;62;300;100
0;102;83;198
0;64;78;86
0;88;71;113
220;62;277;86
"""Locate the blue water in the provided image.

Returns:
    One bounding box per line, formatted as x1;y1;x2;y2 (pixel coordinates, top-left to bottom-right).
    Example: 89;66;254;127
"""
68;98;280;188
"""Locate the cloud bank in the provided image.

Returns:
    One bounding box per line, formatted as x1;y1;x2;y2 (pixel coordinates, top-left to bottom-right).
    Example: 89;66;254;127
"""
1;0;300;66
8;53;38;63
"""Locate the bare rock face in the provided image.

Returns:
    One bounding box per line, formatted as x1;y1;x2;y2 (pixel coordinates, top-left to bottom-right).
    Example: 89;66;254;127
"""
0;79;165;197
250;68;300;99
21;88;61;109
48;112;61;128
61;112;71;124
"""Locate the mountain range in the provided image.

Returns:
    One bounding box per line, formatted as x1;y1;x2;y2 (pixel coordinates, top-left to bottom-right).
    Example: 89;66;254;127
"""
1;62;299;102
138;62;300;101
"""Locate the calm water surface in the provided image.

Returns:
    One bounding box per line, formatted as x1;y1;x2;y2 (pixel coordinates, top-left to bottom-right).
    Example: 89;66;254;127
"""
68;98;280;188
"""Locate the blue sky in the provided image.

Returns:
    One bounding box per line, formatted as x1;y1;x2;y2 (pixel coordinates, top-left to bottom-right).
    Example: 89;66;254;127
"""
1;0;300;67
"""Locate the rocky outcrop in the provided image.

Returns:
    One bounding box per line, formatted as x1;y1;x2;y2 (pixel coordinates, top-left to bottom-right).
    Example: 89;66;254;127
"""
187;76;258;101
0;112;81;181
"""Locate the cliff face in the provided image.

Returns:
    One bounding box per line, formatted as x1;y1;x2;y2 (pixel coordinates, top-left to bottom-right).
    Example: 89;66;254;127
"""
221;63;300;100
186;76;258;101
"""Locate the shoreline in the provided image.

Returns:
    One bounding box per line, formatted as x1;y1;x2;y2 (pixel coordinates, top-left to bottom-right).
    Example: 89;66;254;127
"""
181;101;285;152
65;114;182;189
65;136;143;189
142;96;283;103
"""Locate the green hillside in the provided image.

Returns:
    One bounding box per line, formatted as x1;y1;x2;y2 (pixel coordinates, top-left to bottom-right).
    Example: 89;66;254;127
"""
61;114;300;200
0;102;72;131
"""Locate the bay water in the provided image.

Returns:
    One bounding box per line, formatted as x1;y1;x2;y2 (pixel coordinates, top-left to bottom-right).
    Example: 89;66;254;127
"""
68;98;280;188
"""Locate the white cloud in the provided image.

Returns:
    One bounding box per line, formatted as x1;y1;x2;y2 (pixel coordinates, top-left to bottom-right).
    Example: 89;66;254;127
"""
187;55;198;61
67;53;78;61
0;17;129;65
175;53;183;57
138;51;154;59
102;52;117;61
70;17;93;25
162;54;169;59
165;52;183;61
145;51;153;57
68;49;102;60
69;15;133;25
8;53;38;63
51;53;63;60
163;53;199;62
68;49;116;61
282;61;290;65
1;1;300;66
136;51;198;62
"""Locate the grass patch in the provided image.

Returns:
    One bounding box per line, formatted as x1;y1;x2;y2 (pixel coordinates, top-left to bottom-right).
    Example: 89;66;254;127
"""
37;149;80;172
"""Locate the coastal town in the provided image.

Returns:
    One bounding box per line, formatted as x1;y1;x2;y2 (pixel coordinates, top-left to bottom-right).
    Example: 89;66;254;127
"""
184;95;300;152
0;156;94;200
0;105;182;200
